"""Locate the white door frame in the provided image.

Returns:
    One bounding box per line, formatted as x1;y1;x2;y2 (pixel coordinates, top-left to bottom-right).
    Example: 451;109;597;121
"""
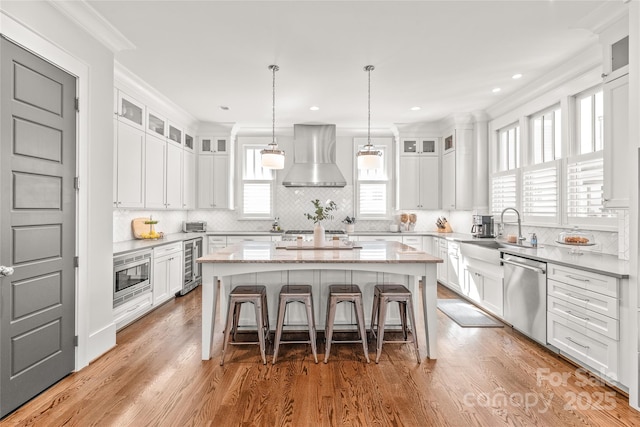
1;10;91;370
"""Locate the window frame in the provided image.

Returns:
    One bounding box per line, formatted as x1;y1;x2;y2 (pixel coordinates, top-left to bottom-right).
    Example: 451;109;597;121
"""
353;137;393;220
575;87;604;155
239;142;275;219
529;105;562;165
497;123;520;172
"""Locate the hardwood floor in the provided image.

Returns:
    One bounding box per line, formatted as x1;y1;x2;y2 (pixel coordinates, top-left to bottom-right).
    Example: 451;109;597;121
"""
4;285;640;426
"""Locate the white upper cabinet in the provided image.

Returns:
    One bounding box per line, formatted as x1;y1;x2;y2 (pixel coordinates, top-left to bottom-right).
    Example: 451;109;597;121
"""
197;154;230;209
600;18;628;83
400;137;438;155
114;120;145;208
199;136;228;154
183;150;196;209
168;122;183;147
399;156;439;210
145;133;183;210
147;109;167;137
603;73;629;209
441;128;473;210
116;91;145;131
184;131;195;151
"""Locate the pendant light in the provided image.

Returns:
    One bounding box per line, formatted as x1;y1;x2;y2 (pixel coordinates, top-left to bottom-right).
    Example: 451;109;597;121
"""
261;64;285;169
357;65;382;170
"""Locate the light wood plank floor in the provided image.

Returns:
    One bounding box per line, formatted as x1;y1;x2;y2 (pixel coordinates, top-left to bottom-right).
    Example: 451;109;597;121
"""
4;285;640;426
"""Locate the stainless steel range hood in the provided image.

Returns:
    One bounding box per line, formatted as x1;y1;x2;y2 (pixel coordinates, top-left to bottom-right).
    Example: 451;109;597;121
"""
282;124;346;187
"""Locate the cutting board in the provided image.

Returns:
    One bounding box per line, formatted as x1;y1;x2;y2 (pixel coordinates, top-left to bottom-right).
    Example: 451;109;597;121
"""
132;217;152;239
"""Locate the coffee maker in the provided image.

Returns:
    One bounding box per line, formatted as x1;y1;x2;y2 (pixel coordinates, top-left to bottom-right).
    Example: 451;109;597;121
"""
471;215;495;238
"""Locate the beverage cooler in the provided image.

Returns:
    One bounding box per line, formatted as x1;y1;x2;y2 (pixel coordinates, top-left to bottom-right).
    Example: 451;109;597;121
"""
178;237;203;296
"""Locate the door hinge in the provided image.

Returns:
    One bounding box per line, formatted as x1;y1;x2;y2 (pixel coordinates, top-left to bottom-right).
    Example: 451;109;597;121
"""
74;335;79;346
74;256;79;268
74;177;79;190
75;97;79;112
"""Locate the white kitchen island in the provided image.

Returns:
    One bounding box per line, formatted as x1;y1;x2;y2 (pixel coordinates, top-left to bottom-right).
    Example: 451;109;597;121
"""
198;240;442;361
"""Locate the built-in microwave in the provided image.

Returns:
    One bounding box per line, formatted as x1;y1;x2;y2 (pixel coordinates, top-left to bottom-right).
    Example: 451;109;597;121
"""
113;250;152;307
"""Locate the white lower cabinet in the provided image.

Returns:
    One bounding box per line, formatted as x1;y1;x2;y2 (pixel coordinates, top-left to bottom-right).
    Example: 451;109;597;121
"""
153;243;183;305
464;266;503;317
436;238;448;285
113;291;153;331
402;235;423;250
446;241;461;293
546;263;626;388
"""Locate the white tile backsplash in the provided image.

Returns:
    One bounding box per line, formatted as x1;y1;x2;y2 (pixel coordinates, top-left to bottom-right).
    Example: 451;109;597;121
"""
113;209;188;242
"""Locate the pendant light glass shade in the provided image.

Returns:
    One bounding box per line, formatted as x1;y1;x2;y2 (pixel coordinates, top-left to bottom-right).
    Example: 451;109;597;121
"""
357;65;382;170
261;64;285;169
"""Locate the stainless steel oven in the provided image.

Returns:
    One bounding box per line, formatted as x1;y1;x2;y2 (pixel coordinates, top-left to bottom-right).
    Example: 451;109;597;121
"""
113;250;152;307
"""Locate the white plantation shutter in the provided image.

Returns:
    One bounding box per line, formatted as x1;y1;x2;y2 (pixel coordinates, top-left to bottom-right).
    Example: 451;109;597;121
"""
358;183;387;216
241;144;274;218
522;161;560;223
243;182;271;216
491;171;518;217
566;152;614;225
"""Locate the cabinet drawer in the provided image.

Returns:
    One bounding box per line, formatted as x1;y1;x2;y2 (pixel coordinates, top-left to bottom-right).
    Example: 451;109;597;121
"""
547;312;618;377
548;279;618;319
547;264;618;298
153;242;182;257
114;292;153;330
548;296;619;340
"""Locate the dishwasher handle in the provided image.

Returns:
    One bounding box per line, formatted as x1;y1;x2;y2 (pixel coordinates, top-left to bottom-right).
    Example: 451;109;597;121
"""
501;258;546;274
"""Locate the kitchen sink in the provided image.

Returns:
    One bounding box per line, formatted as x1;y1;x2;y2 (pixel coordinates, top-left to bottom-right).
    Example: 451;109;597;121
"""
461;239;538;266
466;240;538;250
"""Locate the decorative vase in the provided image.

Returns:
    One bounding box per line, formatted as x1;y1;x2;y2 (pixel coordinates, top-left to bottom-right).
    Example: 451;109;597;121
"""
313;223;325;247
346;224;355;234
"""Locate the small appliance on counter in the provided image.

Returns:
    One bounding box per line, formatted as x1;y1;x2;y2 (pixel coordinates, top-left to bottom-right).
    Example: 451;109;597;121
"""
471;215;495;238
183;221;207;232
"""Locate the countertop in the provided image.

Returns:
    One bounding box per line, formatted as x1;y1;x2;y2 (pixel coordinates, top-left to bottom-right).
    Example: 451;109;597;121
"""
113;230;629;278
113;232;205;256
197;240;442;264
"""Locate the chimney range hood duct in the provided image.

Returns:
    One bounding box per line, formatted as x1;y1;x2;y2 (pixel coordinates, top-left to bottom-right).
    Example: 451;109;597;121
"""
282;124;346;187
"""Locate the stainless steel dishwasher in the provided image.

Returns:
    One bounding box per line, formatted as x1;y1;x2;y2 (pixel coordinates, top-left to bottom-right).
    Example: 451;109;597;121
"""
502;253;547;345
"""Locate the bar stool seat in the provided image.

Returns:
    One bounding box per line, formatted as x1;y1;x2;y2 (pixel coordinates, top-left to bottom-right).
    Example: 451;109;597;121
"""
324;284;370;363
272;284;318;364
370;284;420;364
221;285;270;365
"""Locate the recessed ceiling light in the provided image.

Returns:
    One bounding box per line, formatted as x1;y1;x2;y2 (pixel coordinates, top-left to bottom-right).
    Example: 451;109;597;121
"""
220;105;229;110
492;88;501;93
512;73;523;80
410;106;421;111
310;106;319;111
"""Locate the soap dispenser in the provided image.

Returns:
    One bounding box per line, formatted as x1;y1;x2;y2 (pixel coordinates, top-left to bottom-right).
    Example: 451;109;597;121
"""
530;233;538;248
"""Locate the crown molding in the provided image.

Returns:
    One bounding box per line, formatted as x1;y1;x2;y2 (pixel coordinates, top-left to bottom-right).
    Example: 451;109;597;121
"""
572;0;629;35
48;0;135;53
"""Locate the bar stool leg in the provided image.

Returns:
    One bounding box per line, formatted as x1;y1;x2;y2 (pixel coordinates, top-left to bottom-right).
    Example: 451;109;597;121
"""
303;297;318;363
370;289;380;342
354;296;370;363
324;297;337;363
399;301;408;341
221;300;237;366
262;292;271;343
375;296;388;363
254;299;267;365
272;294;287;364
407;299;421;364
232;301;242;342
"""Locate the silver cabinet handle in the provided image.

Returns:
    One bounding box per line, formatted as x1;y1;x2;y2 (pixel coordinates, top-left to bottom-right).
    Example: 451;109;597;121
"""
566;293;589;302
566;311;589;322
0;266;14;277
565;337;589;349
566;274;589;282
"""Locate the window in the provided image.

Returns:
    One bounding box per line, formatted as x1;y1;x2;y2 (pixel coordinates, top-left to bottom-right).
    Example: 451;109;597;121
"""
566;152;614;226
355;138;392;219
576;89;603;154
497;124;520;171
522;161;560;223
241;144;273;218
490;171;518;218
531;106;561;164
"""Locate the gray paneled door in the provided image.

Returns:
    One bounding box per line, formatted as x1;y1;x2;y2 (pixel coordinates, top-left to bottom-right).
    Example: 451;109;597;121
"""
0;36;77;417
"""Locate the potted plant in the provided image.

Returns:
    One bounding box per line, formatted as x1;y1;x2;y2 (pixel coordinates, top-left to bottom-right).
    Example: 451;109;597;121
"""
304;199;337;246
342;216;356;233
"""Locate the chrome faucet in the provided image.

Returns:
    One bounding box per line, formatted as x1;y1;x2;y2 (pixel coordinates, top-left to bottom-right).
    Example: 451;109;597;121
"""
500;207;525;243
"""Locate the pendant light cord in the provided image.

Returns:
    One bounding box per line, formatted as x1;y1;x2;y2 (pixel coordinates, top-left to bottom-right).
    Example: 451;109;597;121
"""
269;64;279;148
364;65;375;150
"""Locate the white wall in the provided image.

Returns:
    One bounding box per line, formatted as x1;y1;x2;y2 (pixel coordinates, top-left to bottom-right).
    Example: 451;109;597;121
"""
1;1;116;364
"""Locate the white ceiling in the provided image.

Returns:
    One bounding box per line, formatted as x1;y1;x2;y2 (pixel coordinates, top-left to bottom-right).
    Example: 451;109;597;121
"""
88;0;611;129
